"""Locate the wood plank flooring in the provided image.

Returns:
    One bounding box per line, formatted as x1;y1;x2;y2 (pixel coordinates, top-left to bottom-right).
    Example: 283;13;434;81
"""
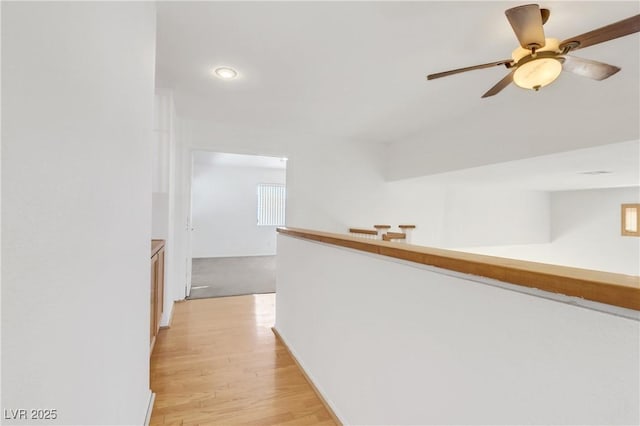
150;294;336;426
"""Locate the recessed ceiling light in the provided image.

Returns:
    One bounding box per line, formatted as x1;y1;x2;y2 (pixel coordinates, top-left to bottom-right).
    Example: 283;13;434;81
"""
579;171;613;175
213;67;238;80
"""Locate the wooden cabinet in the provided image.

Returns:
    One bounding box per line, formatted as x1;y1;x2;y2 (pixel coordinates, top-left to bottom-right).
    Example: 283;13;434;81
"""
150;239;165;352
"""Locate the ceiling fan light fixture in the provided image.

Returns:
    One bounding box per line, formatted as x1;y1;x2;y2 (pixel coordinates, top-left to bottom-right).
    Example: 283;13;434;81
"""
511;37;562;91
426;7;640;98
513;57;562;90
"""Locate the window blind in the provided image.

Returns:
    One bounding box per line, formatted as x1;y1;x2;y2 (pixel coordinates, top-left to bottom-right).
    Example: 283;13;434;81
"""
257;183;285;226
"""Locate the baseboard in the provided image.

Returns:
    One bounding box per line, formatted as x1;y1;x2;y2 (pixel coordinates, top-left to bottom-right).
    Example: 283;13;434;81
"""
144;391;156;426
271;327;343;426
159;301;175;329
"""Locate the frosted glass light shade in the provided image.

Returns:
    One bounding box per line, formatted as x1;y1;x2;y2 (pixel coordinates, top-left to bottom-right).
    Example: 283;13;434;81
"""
513;58;562;90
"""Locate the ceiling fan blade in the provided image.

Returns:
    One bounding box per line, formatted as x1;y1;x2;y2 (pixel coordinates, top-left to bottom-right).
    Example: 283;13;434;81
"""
427;60;512;80
481;72;514;98
559;14;640;52
540;8;550;25
562;55;621;80
505;4;546;49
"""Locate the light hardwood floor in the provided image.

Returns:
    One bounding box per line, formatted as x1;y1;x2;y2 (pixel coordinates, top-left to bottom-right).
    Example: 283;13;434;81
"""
150;294;336;425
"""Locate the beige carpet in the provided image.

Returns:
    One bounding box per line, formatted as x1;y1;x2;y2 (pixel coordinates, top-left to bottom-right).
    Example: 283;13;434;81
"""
188;255;276;299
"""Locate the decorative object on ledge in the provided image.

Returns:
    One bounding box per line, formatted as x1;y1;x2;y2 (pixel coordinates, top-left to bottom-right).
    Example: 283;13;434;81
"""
621;204;640;237
373;224;391;240
349;228;378;240
276;227;640;311
383;232;406;242
398;224;416;243
373;224;391;229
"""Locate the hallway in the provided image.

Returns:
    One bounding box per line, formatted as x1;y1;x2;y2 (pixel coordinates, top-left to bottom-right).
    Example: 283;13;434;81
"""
150;294;336;425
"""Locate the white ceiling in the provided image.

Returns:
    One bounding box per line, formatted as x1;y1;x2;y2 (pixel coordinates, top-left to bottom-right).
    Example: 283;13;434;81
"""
193;151;287;169
156;1;640;188
395;139;639;191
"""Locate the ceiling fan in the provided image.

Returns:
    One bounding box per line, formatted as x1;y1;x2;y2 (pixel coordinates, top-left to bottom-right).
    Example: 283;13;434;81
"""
426;4;640;98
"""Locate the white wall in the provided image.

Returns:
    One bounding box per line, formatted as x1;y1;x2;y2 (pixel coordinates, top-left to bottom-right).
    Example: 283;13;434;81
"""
151;90;174;240
2;3;155;424
176;119;552;249
261;131;551;247
182;118;389;233
550;187;640;274
166;117;192;301
285;139;387;232
276;234;640;425
442;188;550;247
380;180;550;248
459;186;640;275
152;90;177;325
174;118;640;281
178;119;392;234
152;192;170;239
191;161;285;258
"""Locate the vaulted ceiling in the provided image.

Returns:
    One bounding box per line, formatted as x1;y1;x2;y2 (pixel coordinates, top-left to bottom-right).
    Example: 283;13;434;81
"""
156;1;639;185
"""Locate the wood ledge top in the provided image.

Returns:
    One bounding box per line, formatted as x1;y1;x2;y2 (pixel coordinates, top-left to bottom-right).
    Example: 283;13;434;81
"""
151;239;165;258
277;227;640;311
349;228;378;235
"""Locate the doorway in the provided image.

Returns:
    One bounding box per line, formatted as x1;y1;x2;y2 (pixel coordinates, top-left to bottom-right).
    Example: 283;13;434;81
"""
187;151;287;299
